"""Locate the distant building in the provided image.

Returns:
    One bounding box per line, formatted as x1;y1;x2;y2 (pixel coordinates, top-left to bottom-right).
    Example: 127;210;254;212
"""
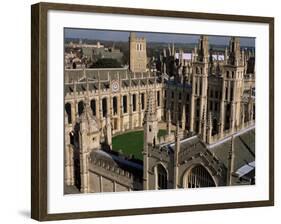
82;41;124;63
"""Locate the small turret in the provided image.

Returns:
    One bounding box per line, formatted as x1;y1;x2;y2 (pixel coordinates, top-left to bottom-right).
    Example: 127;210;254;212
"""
227;136;235;186
181;105;186;130
197;35;209;63
77;102;100;193
201;105;207;142
143;91;159;190
143;91;159;145
105;115;112;149
228;37;241;66
174;121;181;188
207;112;213;144
167;109;172;136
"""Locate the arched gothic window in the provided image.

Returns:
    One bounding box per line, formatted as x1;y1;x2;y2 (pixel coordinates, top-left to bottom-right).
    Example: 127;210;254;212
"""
90;99;96;116
65;103;72;124
196;67;200;74
78;101;84;116
113;97;118;115
102;98;107;117
157;164;168;190
122;95;127;113
184;165;215;188
132;94;136;111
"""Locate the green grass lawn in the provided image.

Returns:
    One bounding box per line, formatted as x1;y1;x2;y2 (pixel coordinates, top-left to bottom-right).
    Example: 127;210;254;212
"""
112;129;167;160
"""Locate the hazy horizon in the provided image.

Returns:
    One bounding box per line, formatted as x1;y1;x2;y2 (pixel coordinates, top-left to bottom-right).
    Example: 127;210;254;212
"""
65;28;255;47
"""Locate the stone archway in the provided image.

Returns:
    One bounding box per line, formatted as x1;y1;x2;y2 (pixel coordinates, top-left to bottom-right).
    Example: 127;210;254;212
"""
155;163;168;190
183;165;216;189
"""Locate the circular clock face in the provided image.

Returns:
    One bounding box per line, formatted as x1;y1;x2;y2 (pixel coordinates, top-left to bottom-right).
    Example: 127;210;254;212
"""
111;80;119;92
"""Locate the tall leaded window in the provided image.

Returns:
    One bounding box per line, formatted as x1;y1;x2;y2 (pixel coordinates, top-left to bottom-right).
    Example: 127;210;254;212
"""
90;99;96;116
132;94;136;111
113;97;118;115
186;165;215;188
78;101;84;116
157;164;168;190
123;95;127;113
157;91;160;107
102;98;107;117
141;93;145;110
65;103;72;124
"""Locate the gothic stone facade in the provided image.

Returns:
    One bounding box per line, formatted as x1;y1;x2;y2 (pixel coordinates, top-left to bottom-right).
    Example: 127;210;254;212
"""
64;33;255;193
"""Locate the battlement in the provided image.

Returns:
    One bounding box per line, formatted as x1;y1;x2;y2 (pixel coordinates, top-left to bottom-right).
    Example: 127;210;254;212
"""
133;37;146;42
90;157;133;180
89;149;143;182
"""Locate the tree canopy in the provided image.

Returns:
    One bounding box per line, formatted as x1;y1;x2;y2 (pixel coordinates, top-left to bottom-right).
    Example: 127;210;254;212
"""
90;58;122;68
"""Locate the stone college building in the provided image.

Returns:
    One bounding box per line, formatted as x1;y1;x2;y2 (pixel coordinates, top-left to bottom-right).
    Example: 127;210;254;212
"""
64;33;255;193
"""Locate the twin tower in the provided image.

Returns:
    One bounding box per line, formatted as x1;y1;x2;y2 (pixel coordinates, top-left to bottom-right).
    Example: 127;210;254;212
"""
129;32;147;73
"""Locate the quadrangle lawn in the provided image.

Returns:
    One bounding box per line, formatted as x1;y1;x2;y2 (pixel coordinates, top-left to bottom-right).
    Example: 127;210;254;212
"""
112;129;167;160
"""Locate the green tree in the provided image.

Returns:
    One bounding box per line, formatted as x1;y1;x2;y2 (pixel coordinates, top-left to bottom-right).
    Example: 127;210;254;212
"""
90;58;122;68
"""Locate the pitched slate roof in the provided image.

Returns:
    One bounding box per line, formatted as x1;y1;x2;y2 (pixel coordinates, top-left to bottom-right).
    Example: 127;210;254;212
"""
208;127;255;172
90;149;143;178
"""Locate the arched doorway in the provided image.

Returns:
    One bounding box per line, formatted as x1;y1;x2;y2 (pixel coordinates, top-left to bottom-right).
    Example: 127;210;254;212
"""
183;165;216;188
156;164;168;190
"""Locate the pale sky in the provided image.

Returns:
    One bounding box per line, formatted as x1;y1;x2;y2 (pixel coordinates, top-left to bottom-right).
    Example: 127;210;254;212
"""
65;28;255;47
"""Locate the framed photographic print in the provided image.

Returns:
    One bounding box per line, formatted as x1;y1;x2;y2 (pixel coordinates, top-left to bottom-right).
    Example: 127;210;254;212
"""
31;2;274;221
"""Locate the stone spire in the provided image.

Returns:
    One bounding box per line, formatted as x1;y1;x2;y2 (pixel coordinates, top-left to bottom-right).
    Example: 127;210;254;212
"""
163;48;167;57
174;121;181;188
207;112;213;144
168;44;171;56
78;101;100;193
181;105;186;130
65;111;74;186
193;46;198;62
224;47;228;64
228;37;241;66
143;91;159;190
143;91;157;124
201;105;207;142
64;111;68;125
163;48;167;74
209;47;214;74
105;115;112;149
167;109;172;136
241;103;245;128
79;101;99;134
241;49;245;66
227;136;235;186
197;35;209;63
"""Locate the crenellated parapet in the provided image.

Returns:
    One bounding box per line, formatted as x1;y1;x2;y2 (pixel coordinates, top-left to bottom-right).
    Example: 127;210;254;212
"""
88;149;143;190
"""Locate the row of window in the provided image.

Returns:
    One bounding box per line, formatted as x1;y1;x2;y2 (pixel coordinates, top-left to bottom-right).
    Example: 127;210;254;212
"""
135;43;145;51
65;91;161;124
209;101;219;112
165;90;190;102
209;89;220;99
226;70;244;79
